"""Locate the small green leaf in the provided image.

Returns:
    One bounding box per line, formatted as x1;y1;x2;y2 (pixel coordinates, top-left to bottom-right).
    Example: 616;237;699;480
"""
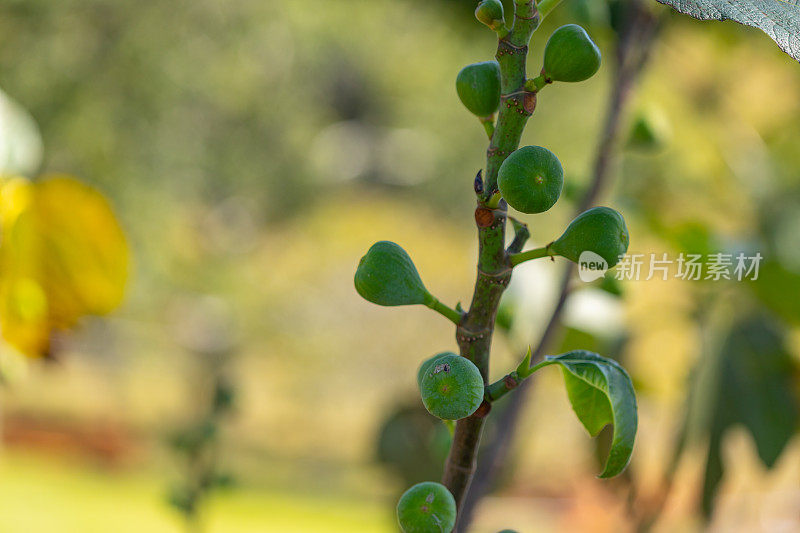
515;347;533;378
561;369;613;436
543;350;637;478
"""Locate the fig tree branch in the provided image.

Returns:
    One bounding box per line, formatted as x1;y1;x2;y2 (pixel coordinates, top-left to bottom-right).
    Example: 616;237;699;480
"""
457;3;662;528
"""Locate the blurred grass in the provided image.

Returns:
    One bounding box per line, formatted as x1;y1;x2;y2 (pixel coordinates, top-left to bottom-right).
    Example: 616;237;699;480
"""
0;451;393;533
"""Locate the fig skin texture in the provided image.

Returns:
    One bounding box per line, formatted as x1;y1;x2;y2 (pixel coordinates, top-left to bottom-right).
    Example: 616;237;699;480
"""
420;353;484;421
543;24;601;83
396;481;457;533
417;352;454;388
456;61;501;118
475;0;504;29
551;206;629;267
498;146;563;214
354;241;432;307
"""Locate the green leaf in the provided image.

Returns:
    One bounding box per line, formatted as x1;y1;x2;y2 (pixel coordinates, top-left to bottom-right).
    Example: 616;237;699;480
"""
656;0;800;62
562;370;614;436
749;260;800;325
542;350;638;478
675;313;799;517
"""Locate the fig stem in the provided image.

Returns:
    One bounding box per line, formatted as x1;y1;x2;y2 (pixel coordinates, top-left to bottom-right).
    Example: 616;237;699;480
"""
509;244;555;266
484;349;553;402
441;0;544;524
484;372;520;402
525;74;549;92
506;217;530;254
485;352;553;402
481;0;540;200
479;116;495;139
426;297;464;325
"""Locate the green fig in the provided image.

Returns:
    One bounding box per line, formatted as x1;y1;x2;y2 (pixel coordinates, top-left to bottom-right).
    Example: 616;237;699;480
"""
498;146;563;214
627;108;671;151
420;353;484;420
396;481;457;533
475;0;504;30
355;241;432;307
456;61;501;118
417;352;453;388
543;24;601;83
551;207;629;267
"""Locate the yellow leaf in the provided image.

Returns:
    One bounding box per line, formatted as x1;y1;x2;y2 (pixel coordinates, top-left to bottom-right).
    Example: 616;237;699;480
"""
33;175;129;325
0;174;129;356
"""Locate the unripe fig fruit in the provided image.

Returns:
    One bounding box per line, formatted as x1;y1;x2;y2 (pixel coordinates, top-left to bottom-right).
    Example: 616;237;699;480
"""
456;61;501;118
551;207;629;268
355;241;431;307
420;353;484;420
417;352;453;388
396;481;457;533
498;146;563;214
475;0;504;30
627;108;671;151
543;24;601;83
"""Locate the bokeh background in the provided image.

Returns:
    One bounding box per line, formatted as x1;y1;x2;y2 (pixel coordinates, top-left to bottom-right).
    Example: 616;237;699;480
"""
0;0;798;531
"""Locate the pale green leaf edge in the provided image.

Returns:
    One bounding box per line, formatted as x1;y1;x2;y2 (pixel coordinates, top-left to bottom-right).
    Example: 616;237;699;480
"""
656;0;800;62
543;350;638;478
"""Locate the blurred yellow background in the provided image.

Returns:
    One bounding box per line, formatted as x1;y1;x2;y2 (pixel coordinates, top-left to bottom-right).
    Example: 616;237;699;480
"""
0;0;798;531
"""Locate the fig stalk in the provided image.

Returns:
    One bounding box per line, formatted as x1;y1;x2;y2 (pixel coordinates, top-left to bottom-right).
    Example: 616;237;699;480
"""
441;0;540;517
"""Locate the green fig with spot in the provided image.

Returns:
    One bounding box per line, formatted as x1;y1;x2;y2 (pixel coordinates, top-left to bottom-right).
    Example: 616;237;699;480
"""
420;353;484;420
498;146;563;214
355;241;432;307
475;0;504;30
396;481;457;533
417;352;452;388
551;207;629;267
456;61;501;118
543;24;601;83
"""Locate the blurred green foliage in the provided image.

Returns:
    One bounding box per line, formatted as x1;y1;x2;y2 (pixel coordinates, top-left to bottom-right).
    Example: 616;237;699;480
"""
677;313;799;517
